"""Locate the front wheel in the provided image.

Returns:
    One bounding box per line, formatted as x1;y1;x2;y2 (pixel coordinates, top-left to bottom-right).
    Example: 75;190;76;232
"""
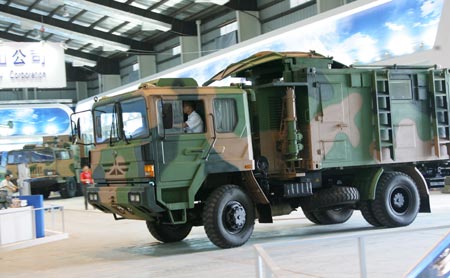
146;221;192;243
203;184;255;248
371;172;420;227
60;177;77;198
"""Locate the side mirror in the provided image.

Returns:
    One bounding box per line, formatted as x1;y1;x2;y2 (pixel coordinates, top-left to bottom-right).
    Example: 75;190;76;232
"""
70;118;82;144
70;120;78;144
77;118;81;140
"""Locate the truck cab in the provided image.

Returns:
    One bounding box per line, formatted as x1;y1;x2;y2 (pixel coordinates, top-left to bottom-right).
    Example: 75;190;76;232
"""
6;143;78;198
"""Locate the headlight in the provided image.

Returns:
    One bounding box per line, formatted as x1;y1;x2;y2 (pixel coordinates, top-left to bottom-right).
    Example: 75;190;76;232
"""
128;193;141;203
88;193;98;201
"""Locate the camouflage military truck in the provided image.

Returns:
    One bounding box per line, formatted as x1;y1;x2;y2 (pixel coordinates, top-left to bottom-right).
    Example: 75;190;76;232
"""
73;51;450;248
6;135;79;199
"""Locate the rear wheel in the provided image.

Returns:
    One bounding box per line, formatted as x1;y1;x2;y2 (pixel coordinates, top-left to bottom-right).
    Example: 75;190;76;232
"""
302;209;320;224
146;221;192;243
371;172;420;227
313;208;354;224
203;184;255;248
359;201;383;227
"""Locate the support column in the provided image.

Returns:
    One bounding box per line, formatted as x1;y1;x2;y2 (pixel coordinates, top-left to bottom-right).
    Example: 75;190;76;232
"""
22;88;29;100
196;20;202;57
317;0;345;13
180;36;200;63
236;11;261;42
137;55;157;78
76;81;88;101
99;75;121;93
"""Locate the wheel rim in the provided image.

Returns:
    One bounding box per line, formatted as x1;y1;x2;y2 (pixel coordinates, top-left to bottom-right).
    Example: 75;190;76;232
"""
390;185;410;214
223;201;246;234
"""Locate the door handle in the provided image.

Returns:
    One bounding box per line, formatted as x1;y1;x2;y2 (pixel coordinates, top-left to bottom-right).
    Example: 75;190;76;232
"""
336;123;348;129
184;148;205;155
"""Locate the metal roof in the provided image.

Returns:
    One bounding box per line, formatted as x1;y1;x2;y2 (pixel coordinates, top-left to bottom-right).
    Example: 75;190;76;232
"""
0;0;257;74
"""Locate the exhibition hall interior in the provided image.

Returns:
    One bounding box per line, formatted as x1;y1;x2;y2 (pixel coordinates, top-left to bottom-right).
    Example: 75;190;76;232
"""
0;0;449;277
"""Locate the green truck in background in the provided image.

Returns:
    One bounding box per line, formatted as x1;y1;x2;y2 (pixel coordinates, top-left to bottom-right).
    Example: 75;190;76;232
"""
6;135;81;199
73;51;450;248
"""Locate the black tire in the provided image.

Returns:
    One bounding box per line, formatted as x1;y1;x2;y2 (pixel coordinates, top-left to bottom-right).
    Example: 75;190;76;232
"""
146;221;192;243
307;186;360;210
371;172;420;227
313;208;354;225
42;190;51;199
203;184;255;248
60;177;77;198
302;209;321;224
75;183;83;196
359;201;383;227
32;188;50;199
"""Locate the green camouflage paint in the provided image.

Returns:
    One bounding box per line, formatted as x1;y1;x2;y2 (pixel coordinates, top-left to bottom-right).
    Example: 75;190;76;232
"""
82;52;444;240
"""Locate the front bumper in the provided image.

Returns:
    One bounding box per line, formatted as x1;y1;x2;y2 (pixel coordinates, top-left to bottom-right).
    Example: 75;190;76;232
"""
87;182;164;220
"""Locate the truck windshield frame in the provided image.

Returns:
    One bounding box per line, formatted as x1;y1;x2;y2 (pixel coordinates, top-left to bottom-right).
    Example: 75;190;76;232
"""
94;96;149;144
7;149;54;164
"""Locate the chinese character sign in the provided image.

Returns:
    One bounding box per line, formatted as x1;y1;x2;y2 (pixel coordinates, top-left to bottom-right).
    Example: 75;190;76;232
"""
0;42;66;88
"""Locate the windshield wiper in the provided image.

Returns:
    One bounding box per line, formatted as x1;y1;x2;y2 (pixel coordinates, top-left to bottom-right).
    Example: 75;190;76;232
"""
109;103;118;146
115;102;130;145
109;102;130;145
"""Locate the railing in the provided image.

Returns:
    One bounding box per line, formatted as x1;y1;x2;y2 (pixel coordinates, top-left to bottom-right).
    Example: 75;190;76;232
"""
255;225;450;278
0;204;67;251
43;204;66;236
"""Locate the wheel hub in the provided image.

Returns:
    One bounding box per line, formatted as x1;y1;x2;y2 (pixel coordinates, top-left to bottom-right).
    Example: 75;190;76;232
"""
391;187;410;214
393;192;405;208
224;201;246;233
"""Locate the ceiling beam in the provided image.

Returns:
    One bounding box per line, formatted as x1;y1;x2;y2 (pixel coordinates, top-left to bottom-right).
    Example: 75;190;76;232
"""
27;0;41;11
225;0;258;11
109;21;130;34
0;4;154;52
83;0;197;36
89;15;108;28
68;9;88;23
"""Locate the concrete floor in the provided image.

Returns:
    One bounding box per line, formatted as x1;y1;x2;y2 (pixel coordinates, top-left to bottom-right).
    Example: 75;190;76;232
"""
0;190;449;278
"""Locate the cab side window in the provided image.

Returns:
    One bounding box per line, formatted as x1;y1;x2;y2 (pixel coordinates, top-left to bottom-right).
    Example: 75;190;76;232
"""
157;100;184;135
213;98;237;133
157;99;205;135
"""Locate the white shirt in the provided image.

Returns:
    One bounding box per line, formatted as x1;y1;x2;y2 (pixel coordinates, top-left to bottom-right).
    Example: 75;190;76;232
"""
185;111;204;133
0;179;17;195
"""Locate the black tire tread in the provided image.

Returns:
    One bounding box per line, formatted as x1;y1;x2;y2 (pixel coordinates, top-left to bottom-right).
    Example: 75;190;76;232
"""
308;186;360;210
313;208;354;225
371;172;420;227
359;201;383;227
302;209;321;224
203;184;254;249
60;177;77;199
146;221;192;243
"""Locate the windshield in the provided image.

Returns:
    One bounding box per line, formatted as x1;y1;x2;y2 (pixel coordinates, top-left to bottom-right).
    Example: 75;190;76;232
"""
94;97;148;144
7;149;54;164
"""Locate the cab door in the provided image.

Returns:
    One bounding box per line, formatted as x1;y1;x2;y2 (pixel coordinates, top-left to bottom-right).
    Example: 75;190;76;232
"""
205;94;254;172
155;97;209;187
